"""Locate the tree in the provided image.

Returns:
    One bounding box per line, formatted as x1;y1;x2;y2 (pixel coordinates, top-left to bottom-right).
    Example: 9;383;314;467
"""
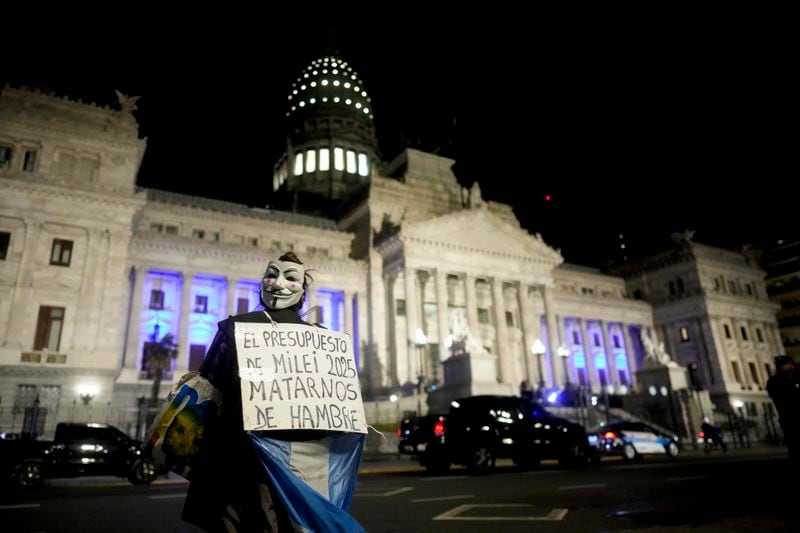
146;333;179;407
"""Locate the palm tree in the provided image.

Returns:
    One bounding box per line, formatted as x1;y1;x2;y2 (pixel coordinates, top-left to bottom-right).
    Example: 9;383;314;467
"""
146;333;179;408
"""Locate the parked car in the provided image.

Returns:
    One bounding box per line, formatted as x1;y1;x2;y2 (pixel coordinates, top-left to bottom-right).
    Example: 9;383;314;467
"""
1;422;159;488
398;395;590;473
588;421;680;461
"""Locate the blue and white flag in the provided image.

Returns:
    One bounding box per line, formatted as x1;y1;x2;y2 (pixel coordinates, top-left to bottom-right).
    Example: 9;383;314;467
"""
249;432;366;533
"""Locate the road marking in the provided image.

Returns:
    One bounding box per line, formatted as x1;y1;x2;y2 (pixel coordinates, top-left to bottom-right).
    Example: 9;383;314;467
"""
148;493;187;499
354;487;414;497
434;504;568;521
558;483;607;491
0;503;41;510
524;469;566;476
667;475;709;482
424;475;468;481
413;494;474;503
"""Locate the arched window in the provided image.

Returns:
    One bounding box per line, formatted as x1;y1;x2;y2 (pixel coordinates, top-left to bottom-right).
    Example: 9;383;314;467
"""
346;150;356;173
333;147;344;171
293;152;304;176
319;148;330;171
305;149;316;173
357;153;369;176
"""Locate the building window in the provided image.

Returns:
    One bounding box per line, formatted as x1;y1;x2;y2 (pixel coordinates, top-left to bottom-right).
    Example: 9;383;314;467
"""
23;149;37;172
731;361;742;383
668;281;676;295
195;295;208;314
149;290;165;310
237;298;249;314
613;335;620;349
150;223;163;233
211;232;220;242
740;326;748;341
714;278;722;291
746;283;753;296
49;239;73;267
293;152;303;176
680;326;690;342
618;369;629;385
748;362;760;385
247;237;259;247
319;148;330;171
598;368;608;387
677;278;685;293
746;402;757;417
333;147;344;170
572;331;580;344
192;229;205;239
477;308;490;324
77;156;99;181
165;225;178;235
33;306;65;352
756;328;764;343
305;149;316;173
346;150;357;173
395;299;405;316
765;363;772;377
0;231;10;260
577;368;587;386
723;324;732;339
581;287;595;295
728;280;737;294
593;333;601;347
0;145;12;168
358;153;369;176
505;311;514;327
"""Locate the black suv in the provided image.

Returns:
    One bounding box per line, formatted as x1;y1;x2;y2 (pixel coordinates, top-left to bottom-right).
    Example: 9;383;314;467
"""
399;395;589;473
1;423;159;488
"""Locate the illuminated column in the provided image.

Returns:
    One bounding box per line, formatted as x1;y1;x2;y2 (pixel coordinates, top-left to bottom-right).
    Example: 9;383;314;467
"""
621;323;636;384
404;266;420;380
517;282;535;385
464;274;479;336
435;269;450;360
600;320;618;388
384;274;399;386
491;277;513;384
3;218;42;348
177;271;194;373
306;287;318;324
124;264;146;371
542;284;561;386
226;276;238;317
356;290;368;373
580;318;596;391
344;290;353;335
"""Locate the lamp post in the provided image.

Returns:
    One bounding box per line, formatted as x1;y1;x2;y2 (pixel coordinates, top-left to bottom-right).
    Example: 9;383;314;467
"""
413;328;427;416
531;339;546;392
557;345;570;387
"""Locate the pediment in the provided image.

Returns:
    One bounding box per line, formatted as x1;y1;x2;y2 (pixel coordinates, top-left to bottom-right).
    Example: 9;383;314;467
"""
403;207;563;266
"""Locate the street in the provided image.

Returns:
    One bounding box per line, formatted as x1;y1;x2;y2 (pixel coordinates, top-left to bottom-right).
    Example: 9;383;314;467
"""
1;448;793;532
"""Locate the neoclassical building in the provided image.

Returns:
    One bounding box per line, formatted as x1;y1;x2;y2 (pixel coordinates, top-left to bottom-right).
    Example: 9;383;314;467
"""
0;56;784;438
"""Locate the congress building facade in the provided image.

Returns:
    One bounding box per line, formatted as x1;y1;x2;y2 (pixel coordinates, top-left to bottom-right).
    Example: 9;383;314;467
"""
0;55;784;439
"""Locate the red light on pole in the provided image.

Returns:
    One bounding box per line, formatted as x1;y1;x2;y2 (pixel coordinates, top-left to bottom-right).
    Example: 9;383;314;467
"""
545;195;551;201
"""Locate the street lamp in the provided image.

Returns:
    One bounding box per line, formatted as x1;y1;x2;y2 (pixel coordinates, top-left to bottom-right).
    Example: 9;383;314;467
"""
413;328;427;415
531;339;546;391
557;345;570;387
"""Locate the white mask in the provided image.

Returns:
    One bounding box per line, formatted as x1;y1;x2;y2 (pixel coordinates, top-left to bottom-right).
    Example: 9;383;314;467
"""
261;260;306;310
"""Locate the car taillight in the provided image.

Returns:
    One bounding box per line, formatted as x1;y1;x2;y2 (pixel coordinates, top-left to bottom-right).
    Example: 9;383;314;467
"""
698;432;705;438
603;431;617;440
396;426;402;438
433;420;445;437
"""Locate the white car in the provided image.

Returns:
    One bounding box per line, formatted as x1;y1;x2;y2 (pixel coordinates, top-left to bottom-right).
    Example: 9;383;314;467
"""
588;421;680;461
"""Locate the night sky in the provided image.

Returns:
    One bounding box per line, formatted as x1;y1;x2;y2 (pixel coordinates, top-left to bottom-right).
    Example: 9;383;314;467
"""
1;15;793;268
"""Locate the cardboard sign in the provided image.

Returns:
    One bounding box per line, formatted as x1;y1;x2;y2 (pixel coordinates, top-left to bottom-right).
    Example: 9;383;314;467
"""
234;322;367;434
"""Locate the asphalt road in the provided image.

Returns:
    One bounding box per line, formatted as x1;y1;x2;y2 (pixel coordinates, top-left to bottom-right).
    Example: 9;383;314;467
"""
0;447;792;532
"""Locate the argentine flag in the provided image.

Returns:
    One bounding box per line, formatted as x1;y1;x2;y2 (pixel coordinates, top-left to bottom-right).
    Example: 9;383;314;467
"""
249;432;366;532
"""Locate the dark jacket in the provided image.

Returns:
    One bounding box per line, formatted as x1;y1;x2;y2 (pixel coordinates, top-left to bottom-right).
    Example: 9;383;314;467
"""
767;366;800;441
183;309;311;532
